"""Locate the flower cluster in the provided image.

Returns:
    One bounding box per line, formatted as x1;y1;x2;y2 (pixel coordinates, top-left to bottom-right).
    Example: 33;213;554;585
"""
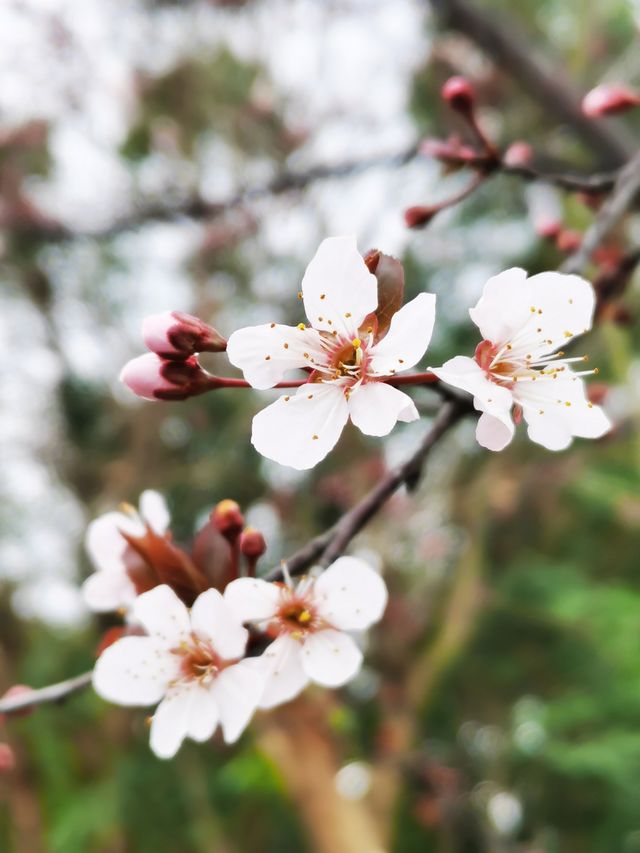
121;236;611;466
92;554;387;756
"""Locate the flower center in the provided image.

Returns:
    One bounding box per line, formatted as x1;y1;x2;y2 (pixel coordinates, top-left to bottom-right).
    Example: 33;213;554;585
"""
475;337;594;387
317;334;368;382
276;593;318;639
172;636;224;685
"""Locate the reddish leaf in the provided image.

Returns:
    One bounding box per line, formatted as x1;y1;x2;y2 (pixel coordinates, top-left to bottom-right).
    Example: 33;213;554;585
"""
191;520;234;592
363;250;405;339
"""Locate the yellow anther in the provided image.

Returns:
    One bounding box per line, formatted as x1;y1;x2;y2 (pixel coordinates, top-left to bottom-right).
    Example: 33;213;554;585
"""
270;322;276;328
352;338;361;349
283;343;289;349
297;323;306;330
298;610;311;623
297;291;303;300
312;434;319;440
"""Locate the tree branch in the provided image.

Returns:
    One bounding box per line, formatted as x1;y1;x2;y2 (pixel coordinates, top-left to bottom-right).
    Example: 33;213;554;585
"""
561;151;640;275
0;671;93;715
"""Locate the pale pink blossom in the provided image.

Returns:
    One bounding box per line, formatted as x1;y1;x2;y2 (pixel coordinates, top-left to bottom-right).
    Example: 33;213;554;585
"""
582;84;640;118
93;585;264;758
142;311;226;359
224;557;387;709
120;352;214;401
226;236;436;469
82;491;169;613
430;268;611;451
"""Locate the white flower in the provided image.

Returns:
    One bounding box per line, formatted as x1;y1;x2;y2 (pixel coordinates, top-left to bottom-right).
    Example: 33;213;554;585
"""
82;490;170;613
93;585;264;758
429;268;611;451
226;236;436;469
224;557;388;709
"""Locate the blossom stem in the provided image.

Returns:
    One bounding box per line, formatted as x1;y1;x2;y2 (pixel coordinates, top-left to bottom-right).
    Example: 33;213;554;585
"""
206;372;439;392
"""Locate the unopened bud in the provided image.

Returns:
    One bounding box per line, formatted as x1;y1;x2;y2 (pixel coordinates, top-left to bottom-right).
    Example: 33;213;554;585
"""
120;353;213;401
587;383;609;405
404;205;438;229
239;527;267;559
582;84;640;118
0;685;34;720
503;141;534;167
441;76;476;114
142;311;227;359
535;218;562;240
212;500;244;540
0;744;15;773
556;229;582;253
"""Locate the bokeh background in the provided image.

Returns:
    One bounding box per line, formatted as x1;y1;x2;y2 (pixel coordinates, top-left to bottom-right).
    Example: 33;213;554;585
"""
2;1;640;851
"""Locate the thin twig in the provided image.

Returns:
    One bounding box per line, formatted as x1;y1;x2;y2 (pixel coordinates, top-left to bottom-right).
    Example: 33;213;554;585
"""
0;671;93;715
561;151;640;275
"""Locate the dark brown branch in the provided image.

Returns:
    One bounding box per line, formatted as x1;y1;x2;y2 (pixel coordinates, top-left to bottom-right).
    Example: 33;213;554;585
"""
429;0;634;167
268;399;469;581
0;671;92;715
561;151;640;275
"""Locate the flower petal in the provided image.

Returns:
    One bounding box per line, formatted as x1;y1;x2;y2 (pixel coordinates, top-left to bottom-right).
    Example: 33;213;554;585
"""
132;585;191;645
85;511;141;573
149;687;195;759
82;570;136;613
302;236;377;338
516;374;611;451
475;410;515;451
524;271;596;349
257;635;309;710
367;292;436;375
190;588;248;662
251;383;349;469
430;356;514;420
93;636;174;706
139;490;170;533
224;578;281;623
226;323;325;390
348;381;418;437
186;686;220;743
301;629;363;687
468;267;531;343
314;557;387;630
212;659;265;743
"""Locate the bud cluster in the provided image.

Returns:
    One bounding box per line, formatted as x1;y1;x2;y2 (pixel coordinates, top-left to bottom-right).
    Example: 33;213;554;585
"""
120;311;227;401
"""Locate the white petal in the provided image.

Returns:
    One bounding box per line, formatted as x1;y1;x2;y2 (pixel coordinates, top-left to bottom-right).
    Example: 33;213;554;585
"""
139;490;170;533
132;585;190;645
226;323;326;390
430;356;514;419
475;410;515;451
150;687;195;759
302;235;377;338
468;267;531;343
82;570;136;613
190;588;248;662
257;635;309;710
186;686;220;743
92;636;174;706
224;578;281;623
301;629;363;687
367;293;436;375
85;511;140;573
348;381;418;437
314;557;388;630
212;658;265;743
524;271;596;348
251;383;349;469
516;375;611;451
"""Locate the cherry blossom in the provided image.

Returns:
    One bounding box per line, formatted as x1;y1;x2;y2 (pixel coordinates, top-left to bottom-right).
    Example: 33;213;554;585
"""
224;557;388;709
82;491;170;613
430;268;611;451
93;585;264;758
226;236;436;469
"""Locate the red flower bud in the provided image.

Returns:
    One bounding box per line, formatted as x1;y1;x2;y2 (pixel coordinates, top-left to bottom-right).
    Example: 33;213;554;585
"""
142;311;227;359
556;229;582;253
503;141;534;167
404;205;438;229
0;743;16;773
239;527;267;559
441;76;476;113
212;500;244;540
582;84;640;118
120;353;213;401
535;218;562;240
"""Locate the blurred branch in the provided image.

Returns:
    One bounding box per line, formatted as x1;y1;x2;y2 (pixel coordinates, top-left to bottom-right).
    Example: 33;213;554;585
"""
561;151;640;275
428;0;634;166
0;671;92;715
